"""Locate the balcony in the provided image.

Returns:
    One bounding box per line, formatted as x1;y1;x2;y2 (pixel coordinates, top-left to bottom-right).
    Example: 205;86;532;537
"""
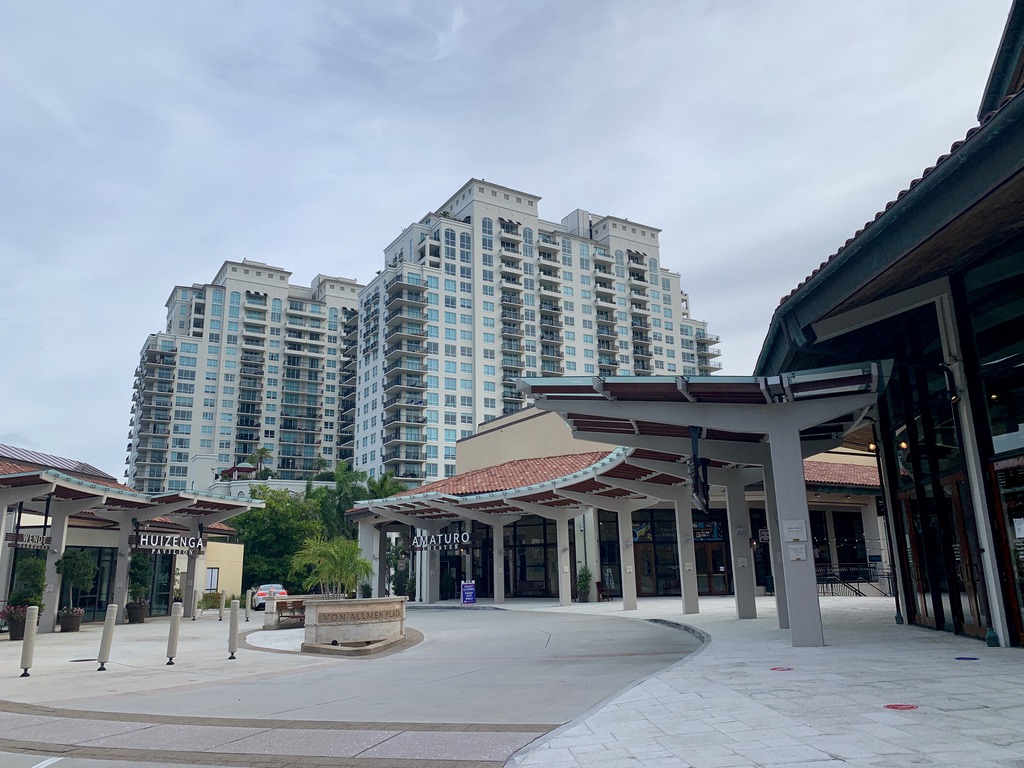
597;325;617;339
537;235;560;251
539;315;562;328
383;450;424;464
385;273;423;292
633;346;652;358
385;290;426;308
502;390;524;401
384;375;427;393
501;275;523;288
540;347;563;359
384;325;427;342
385;307;427;326
501;325;525;338
593;248;613;262
539;302;561;313
382;395;427;410
384;340;426;358
539;332;562;343
500;293;524;306
500;309;523;322
383;430;426;445
383;412;428;427
500;260;523;273
540;365;564;376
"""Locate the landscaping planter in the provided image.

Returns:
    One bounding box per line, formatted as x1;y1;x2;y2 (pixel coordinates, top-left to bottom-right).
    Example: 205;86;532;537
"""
59;613;83;632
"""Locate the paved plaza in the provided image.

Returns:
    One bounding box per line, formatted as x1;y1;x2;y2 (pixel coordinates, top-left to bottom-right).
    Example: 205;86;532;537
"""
0;597;1022;767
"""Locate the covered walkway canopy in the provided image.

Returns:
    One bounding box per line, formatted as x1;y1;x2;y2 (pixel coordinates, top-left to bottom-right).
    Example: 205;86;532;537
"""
0;446;262;630
353;362;885;647
513;362;887;647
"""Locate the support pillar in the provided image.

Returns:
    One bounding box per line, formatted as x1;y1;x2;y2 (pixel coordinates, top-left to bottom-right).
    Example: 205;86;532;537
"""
40;509;75;633
616;509;638;611
556;515;572;607
112;523;133;623
492;521;506;604
723;473;756;619
375;526;388;597
578;508;600;603
769;427;823;647
673;493;699;614
762;459;790;629
357;520;377;594
0;503;17;603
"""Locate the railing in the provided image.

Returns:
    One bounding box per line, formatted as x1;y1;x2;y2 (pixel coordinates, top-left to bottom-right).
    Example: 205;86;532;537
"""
815;564;894;597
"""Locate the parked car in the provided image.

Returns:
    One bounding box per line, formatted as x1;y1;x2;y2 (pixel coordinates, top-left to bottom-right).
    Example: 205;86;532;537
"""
252;584;287;610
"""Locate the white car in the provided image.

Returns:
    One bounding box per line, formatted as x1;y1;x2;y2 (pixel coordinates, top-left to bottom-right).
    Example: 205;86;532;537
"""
252;584;287;610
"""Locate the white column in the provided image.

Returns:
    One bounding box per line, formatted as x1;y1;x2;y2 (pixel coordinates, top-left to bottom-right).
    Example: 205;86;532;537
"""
616;509;638;611
40;509;73;633
375;527;388;597
556;516;571;607
0;503;17;603
580;508;600;602
762;459;790;629
673;493;699;615
724;474;756;620
357;520;376;594
769;427;824;647
492;522;506;604
112;523;133;623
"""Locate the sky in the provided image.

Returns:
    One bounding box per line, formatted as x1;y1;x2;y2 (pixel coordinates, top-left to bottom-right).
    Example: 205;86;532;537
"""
0;1;1013;479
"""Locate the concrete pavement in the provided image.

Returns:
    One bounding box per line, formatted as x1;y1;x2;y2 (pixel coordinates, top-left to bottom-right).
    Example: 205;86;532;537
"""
0;596;1023;766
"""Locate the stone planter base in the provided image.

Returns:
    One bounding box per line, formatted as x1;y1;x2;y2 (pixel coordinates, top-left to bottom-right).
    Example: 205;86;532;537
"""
59;613;83;632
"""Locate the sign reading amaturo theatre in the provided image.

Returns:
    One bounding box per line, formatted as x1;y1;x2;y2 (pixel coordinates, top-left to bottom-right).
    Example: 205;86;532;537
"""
411;531;477;552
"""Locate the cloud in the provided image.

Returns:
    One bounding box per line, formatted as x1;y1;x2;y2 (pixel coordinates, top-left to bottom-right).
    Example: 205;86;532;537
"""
0;0;1011;474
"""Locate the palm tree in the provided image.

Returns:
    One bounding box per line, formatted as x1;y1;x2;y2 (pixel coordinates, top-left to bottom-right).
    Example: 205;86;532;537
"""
248;447;274;480
365;471;407;500
290;536;373;598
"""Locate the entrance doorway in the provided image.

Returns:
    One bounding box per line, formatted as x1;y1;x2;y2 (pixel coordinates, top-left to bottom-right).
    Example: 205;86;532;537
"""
898;473;988;638
695;542;731;595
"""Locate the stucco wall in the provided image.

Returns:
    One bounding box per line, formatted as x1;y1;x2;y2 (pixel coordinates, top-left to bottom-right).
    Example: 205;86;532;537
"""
457;408;612;473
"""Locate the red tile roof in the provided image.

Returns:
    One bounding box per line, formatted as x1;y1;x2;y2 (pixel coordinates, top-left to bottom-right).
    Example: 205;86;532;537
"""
779;89;1022;307
394;452;612;498
803;460;879;488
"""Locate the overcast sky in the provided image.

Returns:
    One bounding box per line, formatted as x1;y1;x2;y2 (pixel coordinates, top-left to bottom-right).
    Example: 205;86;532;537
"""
0;1;1012;478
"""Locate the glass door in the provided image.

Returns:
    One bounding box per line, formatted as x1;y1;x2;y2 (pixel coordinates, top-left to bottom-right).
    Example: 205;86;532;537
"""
635;543;657;596
943;474;988;639
694;542;732;595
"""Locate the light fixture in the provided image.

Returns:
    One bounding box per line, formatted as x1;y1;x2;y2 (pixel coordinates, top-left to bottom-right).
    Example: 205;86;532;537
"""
868;442;877;452
899;440;909;451
990;393;999;402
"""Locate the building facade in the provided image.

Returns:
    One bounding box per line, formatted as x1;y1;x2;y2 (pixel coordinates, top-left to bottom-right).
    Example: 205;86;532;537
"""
755;2;1024;646
127;260;362;493
350;179;722;485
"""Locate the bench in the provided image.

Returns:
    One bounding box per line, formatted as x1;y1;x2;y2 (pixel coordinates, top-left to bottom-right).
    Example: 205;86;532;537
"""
596;581;614;602
270;599;305;627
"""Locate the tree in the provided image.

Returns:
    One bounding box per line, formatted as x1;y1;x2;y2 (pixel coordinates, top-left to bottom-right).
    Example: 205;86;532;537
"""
290;537;373;598
248;448;274;480
365;471;408;500
54;549;97;612
310;456;332;480
233;485;323;591
306;460;370;540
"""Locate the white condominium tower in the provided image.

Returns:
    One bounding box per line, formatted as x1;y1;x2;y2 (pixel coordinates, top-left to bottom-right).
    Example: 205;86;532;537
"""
127;260;362;494
350;179;722;486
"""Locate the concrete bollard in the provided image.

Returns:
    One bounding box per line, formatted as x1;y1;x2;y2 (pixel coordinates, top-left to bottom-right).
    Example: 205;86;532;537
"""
228;600;240;660
166;602;184;665
192;589;200;621
97;603;118;671
19;606;39;677
245;589;252;622
218;590;226;622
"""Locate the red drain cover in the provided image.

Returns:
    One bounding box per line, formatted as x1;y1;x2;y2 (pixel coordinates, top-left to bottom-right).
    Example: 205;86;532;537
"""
884;704;919;711
769;666;793;671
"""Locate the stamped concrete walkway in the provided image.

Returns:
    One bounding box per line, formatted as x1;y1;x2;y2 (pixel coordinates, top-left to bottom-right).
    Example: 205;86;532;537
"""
1;597;1023;767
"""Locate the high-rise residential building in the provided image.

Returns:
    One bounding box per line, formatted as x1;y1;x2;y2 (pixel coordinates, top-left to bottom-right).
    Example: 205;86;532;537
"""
127;260;362;494
349;179;722;486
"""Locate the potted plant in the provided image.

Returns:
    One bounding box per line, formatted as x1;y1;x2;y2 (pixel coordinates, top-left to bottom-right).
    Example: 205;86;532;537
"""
126;552;153;624
55;549;97;632
575;564;593;603
3;556;46;640
359;582;373;598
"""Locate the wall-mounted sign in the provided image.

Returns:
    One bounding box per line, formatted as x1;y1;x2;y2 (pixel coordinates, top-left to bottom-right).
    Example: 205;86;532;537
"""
131;533;205;555
412;531;479;552
782;520;808;542
4;532;51;550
